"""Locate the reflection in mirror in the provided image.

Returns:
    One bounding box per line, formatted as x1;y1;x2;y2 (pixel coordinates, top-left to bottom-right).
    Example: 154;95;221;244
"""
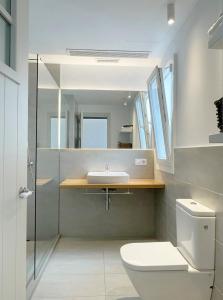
37;89;59;148
82;114;108;148
61;90;151;149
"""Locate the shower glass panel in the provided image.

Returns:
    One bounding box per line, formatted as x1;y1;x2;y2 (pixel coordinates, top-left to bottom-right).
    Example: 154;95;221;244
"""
35;56;60;276
27;58;38;284
27;55;60;286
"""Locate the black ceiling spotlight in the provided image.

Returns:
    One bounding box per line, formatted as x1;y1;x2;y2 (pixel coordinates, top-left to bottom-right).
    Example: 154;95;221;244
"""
214;98;223;132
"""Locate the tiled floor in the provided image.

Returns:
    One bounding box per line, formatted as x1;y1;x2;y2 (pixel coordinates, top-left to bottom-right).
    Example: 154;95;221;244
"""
32;238;144;300
27;240;54;282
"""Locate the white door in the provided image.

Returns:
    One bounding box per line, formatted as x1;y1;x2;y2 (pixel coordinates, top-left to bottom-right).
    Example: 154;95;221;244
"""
0;73;27;300
0;0;28;298
0;72;4;300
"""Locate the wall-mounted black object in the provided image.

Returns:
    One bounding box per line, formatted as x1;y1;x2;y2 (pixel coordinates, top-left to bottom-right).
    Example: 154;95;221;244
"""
214;98;223;133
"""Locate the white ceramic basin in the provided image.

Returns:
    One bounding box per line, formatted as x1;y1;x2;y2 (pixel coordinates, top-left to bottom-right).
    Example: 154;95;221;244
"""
87;171;129;184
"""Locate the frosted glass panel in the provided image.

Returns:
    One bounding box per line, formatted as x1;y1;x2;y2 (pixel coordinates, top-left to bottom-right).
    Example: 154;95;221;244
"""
0;16;10;66
0;0;11;13
82;118;108;148
149;77;167;160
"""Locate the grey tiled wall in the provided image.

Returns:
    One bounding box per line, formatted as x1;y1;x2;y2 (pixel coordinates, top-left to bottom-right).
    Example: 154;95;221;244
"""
155;146;223;299
60;149;154;180
60;149;155;238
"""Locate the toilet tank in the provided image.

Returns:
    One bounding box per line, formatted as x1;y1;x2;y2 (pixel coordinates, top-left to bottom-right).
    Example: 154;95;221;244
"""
176;199;215;270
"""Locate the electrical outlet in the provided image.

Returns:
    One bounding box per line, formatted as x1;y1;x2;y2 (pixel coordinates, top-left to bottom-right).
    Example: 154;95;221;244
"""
135;158;148;166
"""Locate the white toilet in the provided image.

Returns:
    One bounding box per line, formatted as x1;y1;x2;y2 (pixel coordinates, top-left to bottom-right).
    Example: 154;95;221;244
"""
121;199;215;300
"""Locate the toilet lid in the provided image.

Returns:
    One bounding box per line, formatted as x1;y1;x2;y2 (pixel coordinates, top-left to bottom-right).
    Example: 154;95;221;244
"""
120;242;188;271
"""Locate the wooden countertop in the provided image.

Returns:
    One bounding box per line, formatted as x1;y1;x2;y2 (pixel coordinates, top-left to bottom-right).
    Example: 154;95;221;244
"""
36;178;52;186
60;179;165;189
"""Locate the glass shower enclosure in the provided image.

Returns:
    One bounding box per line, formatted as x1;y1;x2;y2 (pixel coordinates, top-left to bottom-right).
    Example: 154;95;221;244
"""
27;55;60;287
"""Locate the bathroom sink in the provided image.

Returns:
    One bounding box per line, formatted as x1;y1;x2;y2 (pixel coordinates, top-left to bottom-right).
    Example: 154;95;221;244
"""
87;171;129;184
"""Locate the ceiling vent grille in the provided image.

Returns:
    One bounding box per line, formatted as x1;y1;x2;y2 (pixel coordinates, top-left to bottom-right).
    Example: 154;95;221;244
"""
96;58;120;63
67;49;151;59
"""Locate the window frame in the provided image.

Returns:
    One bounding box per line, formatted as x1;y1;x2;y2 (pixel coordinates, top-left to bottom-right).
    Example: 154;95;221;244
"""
135;93;147;149
148;66;169;158
147;65;175;173
161;61;175;173
134;92;153;149
140;91;153;149
0;0;16;68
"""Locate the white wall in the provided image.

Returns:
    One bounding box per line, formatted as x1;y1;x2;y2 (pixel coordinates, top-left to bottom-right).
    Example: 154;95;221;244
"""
161;0;223;147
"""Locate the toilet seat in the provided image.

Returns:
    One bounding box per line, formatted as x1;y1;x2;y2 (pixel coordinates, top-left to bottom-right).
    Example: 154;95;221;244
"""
121;242;188;271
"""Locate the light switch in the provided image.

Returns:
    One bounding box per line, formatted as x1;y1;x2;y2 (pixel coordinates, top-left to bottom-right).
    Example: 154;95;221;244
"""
135;158;148;166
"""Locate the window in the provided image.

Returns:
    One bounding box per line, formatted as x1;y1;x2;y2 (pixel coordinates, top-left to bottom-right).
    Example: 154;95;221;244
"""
147;64;174;173
141;92;153;148
135;94;147;149
148;68;168;160
0;0;11;13
0;0;13;67
134;92;153;149
82;116;108;149
163;64;174;155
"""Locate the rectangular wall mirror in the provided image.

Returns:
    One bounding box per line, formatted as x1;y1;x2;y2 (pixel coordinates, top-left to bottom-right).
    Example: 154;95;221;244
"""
60;90;152;149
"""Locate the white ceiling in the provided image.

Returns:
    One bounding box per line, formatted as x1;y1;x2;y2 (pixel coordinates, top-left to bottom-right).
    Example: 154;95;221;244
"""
29;0;199;90
29;0;199;55
60;64;154;91
63;90;137;105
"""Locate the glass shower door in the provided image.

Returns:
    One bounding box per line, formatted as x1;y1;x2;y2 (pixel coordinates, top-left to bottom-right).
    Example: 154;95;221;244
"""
27;58;38;284
35;56;60;277
27;55;60;286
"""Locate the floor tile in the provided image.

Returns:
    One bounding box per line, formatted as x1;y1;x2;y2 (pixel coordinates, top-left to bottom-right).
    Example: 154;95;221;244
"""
106;297;140;300
45;257;104;275
32;239;143;300
71;298;105;300
33;281;73;298
70;274;105;296
57;239;104;252
53;249;104;259
105;274;138;297
32;296;106;300
104;256;126;274
33;273;105;297
32;298;73;300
